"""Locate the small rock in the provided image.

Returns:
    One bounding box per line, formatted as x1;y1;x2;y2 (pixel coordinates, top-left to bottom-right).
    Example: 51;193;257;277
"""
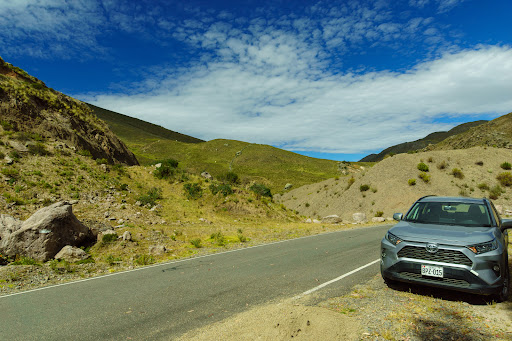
201;172;213;180
352;212;367;223
155;163;162;168
312;219;321;224
54;245;89;262
321;215;343;224
117;219;125;225
149;245;166;255
284;183;293;190
305;218;312;223
122;231;132;241
199;218;212;224
135;201;142;207
372;217;386;223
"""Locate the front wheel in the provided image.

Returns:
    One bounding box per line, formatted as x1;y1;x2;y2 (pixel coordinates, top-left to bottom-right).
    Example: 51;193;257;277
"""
494;266;509;302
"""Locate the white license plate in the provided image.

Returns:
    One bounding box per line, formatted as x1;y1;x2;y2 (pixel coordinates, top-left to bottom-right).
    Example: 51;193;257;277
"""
421;264;443;278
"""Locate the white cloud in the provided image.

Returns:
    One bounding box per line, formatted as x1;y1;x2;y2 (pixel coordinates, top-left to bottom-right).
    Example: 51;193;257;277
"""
84;45;512;154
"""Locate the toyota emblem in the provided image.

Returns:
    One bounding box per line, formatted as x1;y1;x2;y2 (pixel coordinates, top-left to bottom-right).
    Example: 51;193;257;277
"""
426;243;438;253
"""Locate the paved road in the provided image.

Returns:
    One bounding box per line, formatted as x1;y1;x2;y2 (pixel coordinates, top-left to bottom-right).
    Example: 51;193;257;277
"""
0;224;390;340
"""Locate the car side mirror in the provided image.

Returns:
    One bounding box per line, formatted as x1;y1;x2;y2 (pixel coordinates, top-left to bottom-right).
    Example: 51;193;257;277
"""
501;219;512;231
393;213;403;221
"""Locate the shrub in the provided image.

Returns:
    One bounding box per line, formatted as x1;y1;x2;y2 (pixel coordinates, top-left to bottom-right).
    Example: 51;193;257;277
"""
158;159;179;168
28;143;50;156
359;184;370;192
77;149;92;157
238;234;247;242
418;172;430;183
408;179;416;186
219;171;239;185
489;185;504;200
184;183;203;200
190;238;202;248
417;162;429;172
477;183;489;191
451;168;464;179
0;151;4;159
427;157;434;163
153;159;179;179
210;232;225;246
102;233;118;244
95;158;108;165
500;162;512;170
11;256;39;266
210;183;233;196
346;177;355;189
250;183;272;198
1;167;19;178
437;160;448;170
137;187;163;206
0;120;14;131
496;172;512;187
375;211;384;217
134;254;155;265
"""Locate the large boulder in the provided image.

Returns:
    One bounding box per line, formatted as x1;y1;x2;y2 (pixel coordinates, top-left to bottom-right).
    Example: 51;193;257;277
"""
54;245;89;262
0;202;94;261
321;215;343;224
352;213;367;223
0;215;22;241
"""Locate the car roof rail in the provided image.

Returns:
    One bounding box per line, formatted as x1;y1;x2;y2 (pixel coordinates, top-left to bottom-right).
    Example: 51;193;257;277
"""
417;195;437;201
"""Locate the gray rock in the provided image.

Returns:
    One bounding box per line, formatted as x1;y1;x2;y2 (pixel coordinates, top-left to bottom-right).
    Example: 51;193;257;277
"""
149;245;166;255
201;172;213;180
122;231;132;241
284;183;293;190
305;218;312;223
372;217;386;223
321;215;343;224
352;212;367;223
312;219;321;224
55;245;89;262
0;202;94;261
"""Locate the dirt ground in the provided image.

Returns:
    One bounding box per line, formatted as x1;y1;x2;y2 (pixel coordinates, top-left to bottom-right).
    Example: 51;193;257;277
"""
178;274;512;341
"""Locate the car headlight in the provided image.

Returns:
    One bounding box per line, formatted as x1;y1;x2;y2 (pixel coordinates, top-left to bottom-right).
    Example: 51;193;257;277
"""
385;232;402;246
466;239;498;254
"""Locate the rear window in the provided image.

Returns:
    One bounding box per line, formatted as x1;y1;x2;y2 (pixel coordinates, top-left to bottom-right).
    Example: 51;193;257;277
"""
404;201;492;227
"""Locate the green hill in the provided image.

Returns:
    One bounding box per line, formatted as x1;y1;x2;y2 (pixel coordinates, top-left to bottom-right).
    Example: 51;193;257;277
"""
88;105;352;193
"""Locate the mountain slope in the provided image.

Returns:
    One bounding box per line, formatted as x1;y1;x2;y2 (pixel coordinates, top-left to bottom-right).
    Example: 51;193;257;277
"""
0;57;138;165
278;146;512;221
431;112;512;150
360;120;487;162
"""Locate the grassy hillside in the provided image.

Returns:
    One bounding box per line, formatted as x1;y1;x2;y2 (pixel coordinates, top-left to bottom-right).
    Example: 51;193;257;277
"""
87;104;352;193
360;120;487;162
278;146;512;221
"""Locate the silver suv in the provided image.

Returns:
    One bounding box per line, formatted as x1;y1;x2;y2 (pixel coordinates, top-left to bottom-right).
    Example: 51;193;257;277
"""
381;196;511;301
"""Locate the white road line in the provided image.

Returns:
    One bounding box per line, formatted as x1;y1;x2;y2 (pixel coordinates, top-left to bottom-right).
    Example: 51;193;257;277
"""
294;258;380;299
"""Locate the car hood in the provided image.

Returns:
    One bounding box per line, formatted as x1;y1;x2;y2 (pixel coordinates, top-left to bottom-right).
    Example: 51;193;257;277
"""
389;221;497;246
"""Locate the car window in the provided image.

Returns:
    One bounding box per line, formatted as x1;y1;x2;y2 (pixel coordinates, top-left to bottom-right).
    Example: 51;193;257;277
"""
405;202;491;226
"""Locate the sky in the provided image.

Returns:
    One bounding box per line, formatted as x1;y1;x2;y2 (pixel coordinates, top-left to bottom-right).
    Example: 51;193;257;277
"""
1;0;512;161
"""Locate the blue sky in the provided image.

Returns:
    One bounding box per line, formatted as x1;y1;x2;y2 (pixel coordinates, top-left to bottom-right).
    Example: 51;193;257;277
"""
1;0;512;161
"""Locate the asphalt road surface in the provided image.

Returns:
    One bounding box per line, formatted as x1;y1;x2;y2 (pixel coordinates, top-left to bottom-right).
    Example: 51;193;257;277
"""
0;224;391;340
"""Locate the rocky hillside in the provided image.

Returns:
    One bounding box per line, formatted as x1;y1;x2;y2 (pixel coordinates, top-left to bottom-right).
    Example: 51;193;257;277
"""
360;120;487;162
277;147;512;222
0;57;138;165
431;112;512;150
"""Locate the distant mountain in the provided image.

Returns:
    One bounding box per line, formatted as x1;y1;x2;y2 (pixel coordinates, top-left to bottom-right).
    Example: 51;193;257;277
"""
0;57;138;165
359;120;487;162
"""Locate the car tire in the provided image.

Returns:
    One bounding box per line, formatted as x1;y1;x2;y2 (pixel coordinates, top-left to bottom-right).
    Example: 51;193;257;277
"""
494;265;509;303
383;275;397;286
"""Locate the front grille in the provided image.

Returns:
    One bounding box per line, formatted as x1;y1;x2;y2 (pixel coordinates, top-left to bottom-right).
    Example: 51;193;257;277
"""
397;246;472;267
399;271;470;288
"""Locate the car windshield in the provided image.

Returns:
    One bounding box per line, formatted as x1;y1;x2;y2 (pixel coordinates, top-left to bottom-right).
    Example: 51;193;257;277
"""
404;201;492;227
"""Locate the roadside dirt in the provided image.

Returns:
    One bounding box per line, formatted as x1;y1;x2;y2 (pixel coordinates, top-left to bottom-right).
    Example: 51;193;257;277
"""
178;273;512;341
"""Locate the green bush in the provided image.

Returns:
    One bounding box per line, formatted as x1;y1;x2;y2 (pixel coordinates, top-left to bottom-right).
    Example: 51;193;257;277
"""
500;162;512;170
134;254;155;265
77;149;92;157
190;238;202;248
210;232;225;246
95;158;108;165
102;233;118;244
417;162;429;172
219;171;239;185
437;160;448;170
375;211;384;217
359;184;370;192
408;179;416;186
477;183;489;191
1;167;19;178
137;187;163;206
11;256;39;266
489;185;504;200
153;159;179;179
0;120;14;131
210;183;233;196
418;172;430;183
250;183;272;198
184;183;203;200
346;177;355;189
451;168;464;179
496;172;512;187
27;143;50;156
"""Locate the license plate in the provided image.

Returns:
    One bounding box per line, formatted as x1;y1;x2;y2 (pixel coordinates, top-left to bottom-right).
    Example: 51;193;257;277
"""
421;264;443;278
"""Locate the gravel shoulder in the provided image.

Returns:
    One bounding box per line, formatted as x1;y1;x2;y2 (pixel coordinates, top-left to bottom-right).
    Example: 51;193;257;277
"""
178;273;512;341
